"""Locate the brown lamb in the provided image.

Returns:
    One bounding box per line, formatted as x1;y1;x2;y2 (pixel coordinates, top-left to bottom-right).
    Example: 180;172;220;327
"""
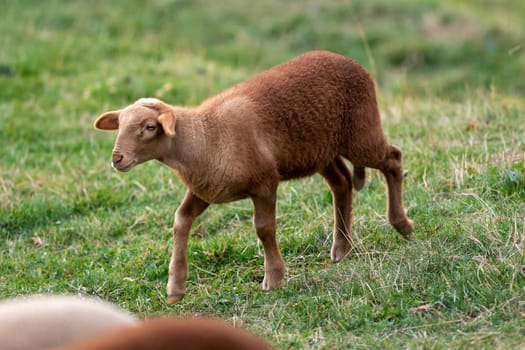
94;50;413;303
53;318;273;350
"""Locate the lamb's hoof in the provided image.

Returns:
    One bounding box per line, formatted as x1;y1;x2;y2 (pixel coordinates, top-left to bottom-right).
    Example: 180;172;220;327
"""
166;293;185;304
331;252;351;263
262;272;284;291
262;281;281;291
393;219;413;238
331;241;352;262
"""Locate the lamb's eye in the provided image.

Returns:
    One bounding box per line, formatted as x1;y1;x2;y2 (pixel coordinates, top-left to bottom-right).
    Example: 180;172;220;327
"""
146;124;156;131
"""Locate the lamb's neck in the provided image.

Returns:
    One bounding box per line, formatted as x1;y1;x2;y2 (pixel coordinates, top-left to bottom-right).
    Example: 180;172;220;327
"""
160;107;209;173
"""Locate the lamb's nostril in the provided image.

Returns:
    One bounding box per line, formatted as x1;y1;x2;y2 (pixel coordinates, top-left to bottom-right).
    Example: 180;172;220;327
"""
112;154;123;164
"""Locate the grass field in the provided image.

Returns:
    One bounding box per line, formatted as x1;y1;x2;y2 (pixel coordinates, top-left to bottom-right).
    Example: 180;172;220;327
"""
1;0;524;348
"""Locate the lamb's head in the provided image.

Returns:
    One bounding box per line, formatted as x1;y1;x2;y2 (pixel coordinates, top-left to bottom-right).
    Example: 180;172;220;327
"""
94;98;176;172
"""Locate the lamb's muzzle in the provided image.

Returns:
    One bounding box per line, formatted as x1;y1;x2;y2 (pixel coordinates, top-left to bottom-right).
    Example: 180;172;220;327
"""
111;151;136;172
112;153;123;165
94;50;413;303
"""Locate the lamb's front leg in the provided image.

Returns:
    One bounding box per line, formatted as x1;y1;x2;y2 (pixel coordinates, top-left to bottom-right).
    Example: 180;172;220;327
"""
251;190;285;290
167;191;209;304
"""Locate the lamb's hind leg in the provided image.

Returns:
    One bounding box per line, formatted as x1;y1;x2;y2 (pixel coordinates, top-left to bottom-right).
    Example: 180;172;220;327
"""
352;165;366;191
320;158;353;262
375;145;413;237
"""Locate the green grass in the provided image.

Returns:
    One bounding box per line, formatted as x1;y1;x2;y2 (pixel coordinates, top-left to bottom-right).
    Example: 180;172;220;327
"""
1;0;524;349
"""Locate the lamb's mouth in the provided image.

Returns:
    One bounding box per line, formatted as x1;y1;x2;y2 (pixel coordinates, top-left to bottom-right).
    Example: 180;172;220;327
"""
113;160;137;172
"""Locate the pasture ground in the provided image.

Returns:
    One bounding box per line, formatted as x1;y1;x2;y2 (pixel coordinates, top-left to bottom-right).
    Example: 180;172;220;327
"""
1;1;524;348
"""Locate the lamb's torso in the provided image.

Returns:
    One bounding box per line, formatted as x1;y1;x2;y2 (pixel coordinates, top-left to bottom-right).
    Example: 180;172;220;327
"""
178;51;383;201
210;52;378;177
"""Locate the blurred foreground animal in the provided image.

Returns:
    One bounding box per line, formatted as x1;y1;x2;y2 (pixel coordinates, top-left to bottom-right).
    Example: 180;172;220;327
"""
54;318;273;350
95;50;413;303
0;295;137;350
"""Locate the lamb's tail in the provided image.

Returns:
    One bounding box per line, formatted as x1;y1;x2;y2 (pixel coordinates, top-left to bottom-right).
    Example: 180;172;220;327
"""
352;166;366;191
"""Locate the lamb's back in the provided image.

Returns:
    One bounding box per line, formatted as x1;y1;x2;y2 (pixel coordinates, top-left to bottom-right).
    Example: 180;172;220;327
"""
198;51;383;180
245;51;380;178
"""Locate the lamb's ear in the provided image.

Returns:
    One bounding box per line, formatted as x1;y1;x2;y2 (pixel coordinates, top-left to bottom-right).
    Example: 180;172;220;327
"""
94;110;121;130
158;111;176;137
138;98;176;137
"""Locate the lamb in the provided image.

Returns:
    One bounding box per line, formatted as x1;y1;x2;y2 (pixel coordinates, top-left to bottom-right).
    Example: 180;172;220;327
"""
94;50;413;303
53;318;273;350
0;295;137;350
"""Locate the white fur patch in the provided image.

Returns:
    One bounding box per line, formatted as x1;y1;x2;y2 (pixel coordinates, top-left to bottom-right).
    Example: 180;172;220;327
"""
137;97;160;105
